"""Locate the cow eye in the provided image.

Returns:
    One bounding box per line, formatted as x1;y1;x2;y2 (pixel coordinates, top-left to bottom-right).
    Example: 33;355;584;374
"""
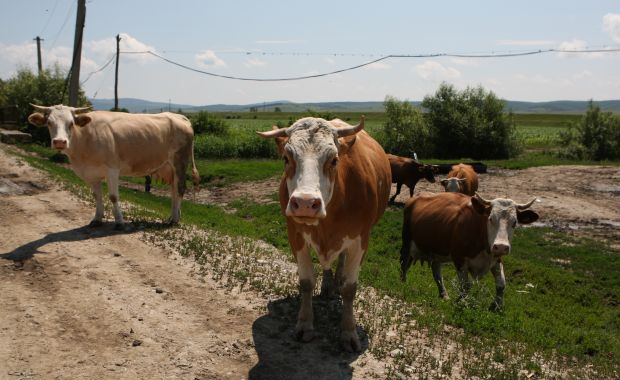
283;156;289;165
331;157;338;167
512;220;517;228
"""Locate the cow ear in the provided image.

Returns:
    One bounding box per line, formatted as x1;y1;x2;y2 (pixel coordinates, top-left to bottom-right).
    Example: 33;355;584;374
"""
275;136;288;157
338;135;357;155
517;209;539;224
471;196;491;215
440;179;448;186
28;113;46;127
74;114;91;127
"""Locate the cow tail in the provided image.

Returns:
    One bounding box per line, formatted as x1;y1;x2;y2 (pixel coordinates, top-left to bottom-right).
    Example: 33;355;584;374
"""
190;140;200;201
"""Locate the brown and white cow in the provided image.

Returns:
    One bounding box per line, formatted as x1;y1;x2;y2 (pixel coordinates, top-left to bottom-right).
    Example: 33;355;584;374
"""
440;163;478;195
28;104;199;228
400;192;539;310
258;116;391;351
387;153;437;203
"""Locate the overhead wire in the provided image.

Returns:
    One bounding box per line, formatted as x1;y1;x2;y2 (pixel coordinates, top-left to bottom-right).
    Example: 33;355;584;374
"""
49;0;75;49
39;0;61;36
118;47;620;82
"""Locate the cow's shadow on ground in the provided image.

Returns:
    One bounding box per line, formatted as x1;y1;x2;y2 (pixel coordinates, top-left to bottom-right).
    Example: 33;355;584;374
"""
249;295;367;380
0;221;166;262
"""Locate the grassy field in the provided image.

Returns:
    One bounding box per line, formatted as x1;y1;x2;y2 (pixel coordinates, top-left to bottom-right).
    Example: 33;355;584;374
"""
14;141;620;377
12;111;619;376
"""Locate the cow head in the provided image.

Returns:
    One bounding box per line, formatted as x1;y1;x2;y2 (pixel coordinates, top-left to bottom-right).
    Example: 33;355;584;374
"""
440;177;466;192
28;104;92;151
418;164;436;183
257;117;364;225
471;193;539;257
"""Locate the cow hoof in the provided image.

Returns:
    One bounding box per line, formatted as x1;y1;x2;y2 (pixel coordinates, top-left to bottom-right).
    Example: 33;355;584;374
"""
489;302;503;313
165;218;180;227
340;330;362;352
295;328;315;343
440;293;450;300
88;220;103;228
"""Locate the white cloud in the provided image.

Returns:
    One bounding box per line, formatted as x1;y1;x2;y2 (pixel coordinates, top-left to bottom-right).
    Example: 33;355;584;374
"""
86;33;156;63
573;70;593;80
365;62;391;70
497;39;556;46
0;42;36;69
515;73;551;84
244;58;267;68
603;13;620;42
557;39;603;59
415;61;461;81
195;50;226;69
255;40;301;44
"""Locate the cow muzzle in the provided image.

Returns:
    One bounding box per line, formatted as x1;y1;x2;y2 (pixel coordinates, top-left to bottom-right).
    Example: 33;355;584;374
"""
491;242;511;256
52;138;67;150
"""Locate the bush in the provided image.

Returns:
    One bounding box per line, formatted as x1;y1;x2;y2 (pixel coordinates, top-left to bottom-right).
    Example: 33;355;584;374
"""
559;101;620;160
380;96;433;158
190;111;230;135
421;82;520;159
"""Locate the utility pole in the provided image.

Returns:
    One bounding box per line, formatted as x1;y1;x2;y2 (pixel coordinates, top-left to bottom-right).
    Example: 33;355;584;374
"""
68;0;86;106
34;36;44;75
114;34;121;111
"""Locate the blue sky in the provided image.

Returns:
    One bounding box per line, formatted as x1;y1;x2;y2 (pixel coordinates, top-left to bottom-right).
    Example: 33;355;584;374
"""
1;1;619;105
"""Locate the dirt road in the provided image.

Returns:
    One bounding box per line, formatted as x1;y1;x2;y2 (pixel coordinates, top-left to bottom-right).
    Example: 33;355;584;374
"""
0;145;386;379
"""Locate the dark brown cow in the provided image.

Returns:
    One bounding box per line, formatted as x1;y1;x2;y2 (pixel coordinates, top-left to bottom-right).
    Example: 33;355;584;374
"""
387;154;436;203
258;117;391;351
400;192;539;309
440;163;478;195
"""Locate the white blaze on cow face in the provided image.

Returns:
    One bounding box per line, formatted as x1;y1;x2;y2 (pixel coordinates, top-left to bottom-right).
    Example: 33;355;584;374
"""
28;105;91;151
283;119;339;224
473;195;539;257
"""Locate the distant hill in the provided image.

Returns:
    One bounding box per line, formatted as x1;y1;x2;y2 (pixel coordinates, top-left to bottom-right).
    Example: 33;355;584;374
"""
89;98;620;114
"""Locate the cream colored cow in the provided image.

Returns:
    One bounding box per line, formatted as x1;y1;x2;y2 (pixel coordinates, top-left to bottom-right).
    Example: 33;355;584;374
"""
28;104;199;228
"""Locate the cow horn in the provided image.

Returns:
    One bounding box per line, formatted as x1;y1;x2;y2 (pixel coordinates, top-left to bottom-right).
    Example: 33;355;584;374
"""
473;192;492;206
72;106;92;114
335;115;365;137
516;198;538;210
30;103;52;113
256;127;288;139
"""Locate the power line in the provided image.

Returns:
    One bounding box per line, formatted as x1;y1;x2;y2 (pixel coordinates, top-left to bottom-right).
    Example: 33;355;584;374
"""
118;47;620;82
49;0;75;49
39;0;61;36
80;53;115;85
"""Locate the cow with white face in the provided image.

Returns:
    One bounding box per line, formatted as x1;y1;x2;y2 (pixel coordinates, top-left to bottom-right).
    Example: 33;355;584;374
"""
400;191;539;310
258;117;391;351
28;104;199;228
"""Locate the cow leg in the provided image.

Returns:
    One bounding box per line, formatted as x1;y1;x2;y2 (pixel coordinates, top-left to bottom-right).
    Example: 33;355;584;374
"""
340;242;364;352
399;236;414;282
106;168;125;229
389;183;402;203
321;252;344;298
431;260;449;299
89;181;104;227
295;245;315;342
489;261;506;311
170;150;190;224
456;265;472;302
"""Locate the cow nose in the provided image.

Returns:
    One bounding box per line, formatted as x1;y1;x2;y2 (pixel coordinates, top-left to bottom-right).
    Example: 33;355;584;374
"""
289;195;322;217
52;138;67;149
492;243;510;255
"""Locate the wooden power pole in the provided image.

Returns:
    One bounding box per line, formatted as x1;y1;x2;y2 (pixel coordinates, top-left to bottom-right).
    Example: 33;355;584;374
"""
68;0;86;106
114;34;121;111
34;36;44;75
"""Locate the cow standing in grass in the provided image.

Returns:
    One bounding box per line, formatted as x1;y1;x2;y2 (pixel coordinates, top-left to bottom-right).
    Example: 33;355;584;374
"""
258;116;391;351
400;191;539;310
387;153;437;203
440;163;479;195
28;104;199;228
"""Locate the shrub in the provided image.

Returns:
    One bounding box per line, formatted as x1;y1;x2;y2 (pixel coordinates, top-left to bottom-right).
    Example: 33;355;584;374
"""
421;82;520;159
380;96;433;158
190;111;230;135
559;101;620;160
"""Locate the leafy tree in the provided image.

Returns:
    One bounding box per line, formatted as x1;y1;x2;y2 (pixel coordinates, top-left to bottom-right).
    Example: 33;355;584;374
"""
0;78;7;105
559;100;620;160
1;65;90;143
189;110;230;135
274;107;282;112
421;82;519;159
380;96;433;158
